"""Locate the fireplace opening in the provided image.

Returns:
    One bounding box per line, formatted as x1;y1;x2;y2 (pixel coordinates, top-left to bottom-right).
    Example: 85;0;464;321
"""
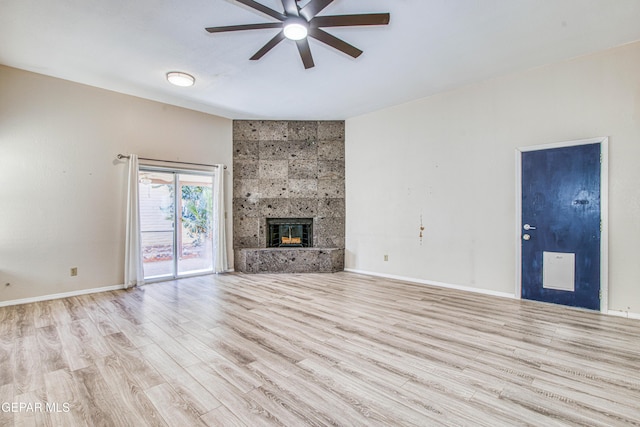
267;218;313;248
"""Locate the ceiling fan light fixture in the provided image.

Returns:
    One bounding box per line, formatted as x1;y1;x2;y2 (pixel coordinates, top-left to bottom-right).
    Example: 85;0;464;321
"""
166;71;195;87
283;19;308;41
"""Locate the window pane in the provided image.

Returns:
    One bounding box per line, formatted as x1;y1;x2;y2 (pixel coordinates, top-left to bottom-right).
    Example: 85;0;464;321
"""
140;171;175;279
141;231;174;278
139;172;174;232
177;173;213;275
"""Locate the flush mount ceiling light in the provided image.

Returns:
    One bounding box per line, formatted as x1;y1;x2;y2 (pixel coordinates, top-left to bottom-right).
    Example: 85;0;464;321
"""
205;0;390;69
166;71;195;87
283;18;308;40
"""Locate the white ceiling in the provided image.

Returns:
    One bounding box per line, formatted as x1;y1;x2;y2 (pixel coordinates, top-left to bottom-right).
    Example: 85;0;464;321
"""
2;0;640;120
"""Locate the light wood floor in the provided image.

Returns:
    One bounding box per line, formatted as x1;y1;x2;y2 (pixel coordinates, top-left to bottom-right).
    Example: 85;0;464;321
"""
1;272;639;426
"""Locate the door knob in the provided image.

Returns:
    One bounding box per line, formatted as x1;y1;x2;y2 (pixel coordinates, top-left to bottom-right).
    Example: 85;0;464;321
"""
522;234;531;240
523;224;536;230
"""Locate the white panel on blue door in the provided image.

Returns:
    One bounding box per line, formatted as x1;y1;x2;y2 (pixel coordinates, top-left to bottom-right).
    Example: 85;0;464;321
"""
542;252;575;292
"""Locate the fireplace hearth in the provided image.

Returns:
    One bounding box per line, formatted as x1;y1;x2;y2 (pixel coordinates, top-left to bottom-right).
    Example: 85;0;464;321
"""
267;218;313;248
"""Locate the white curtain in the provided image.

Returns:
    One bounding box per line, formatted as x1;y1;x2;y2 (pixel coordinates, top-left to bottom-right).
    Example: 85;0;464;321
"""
124;154;144;288
212;165;228;273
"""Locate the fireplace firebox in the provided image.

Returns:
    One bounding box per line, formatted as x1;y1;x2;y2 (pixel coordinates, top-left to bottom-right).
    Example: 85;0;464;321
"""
267;218;313;248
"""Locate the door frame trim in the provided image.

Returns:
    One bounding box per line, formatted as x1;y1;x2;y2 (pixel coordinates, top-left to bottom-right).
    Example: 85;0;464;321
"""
515;137;609;312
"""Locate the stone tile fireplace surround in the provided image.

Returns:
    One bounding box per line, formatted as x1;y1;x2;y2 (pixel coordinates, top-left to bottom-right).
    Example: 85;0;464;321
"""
233;120;345;273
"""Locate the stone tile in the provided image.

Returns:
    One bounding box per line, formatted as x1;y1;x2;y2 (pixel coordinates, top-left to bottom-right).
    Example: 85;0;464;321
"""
259;160;288;179
258;121;288;141
233;179;260;199
317;250;332;272
317;198;345;217
243;252;260;273
259;140;289;160
318;249;344;272
234;235;255;248
259;179;289;198
288;179;317;198
235;249;260;272
290;198;318;217
257;250;320;273
317;140;345;161
233;160;258;179
234;140;259;160
331;249;345;270
288;121;318;142
235;120;288;141
315;217;345;239
233;121;261;141
317;161;345;180
316;235;345;249
234;197;261;218
258;217;267;248
288;140;318;160
233;249;247;272
235;236;260;252
318;121;345;141
288;160;318;179
234;217;260;238
260;198;291;217
317;179;345;198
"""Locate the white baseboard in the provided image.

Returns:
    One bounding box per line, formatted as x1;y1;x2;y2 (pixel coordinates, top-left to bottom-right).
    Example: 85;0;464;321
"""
0;271;235;307
344;268;516;299
606;309;640;320
0;284;126;308
345;269;640;320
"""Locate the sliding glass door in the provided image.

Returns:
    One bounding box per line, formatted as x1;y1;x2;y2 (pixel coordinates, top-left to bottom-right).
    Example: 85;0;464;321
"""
138;168;213;281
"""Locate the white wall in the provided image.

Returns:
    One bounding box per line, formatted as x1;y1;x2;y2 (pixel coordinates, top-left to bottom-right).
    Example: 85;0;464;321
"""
345;42;640;315
0;66;233;303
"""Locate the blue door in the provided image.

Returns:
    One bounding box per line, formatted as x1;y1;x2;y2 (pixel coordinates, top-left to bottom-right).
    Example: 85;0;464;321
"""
521;143;601;310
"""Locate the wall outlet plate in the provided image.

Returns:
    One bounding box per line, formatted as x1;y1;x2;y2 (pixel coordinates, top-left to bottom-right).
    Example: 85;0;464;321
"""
70;267;78;276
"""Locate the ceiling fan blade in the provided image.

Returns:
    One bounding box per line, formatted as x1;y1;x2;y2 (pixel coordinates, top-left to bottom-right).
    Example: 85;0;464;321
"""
250;30;286;60
236;0;287;21
296;38;315;69
308;28;362;58
311;13;390;28
206;22;282;33
299;0;334;21
281;0;299;16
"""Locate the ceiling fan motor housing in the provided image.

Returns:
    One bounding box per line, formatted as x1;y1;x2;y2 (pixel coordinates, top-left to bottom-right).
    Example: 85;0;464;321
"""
205;0;390;69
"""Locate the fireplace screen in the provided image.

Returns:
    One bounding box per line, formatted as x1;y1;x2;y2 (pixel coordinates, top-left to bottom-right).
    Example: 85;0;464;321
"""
266;218;313;248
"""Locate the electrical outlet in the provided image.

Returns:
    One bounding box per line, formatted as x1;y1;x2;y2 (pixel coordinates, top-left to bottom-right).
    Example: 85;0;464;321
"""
384;254;389;261
70;267;78;277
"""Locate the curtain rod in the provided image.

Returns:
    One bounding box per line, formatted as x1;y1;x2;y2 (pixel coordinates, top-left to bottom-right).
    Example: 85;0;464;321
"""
116;154;226;169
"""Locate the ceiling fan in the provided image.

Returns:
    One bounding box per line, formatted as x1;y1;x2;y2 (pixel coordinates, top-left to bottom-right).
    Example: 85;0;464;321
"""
205;0;390;69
